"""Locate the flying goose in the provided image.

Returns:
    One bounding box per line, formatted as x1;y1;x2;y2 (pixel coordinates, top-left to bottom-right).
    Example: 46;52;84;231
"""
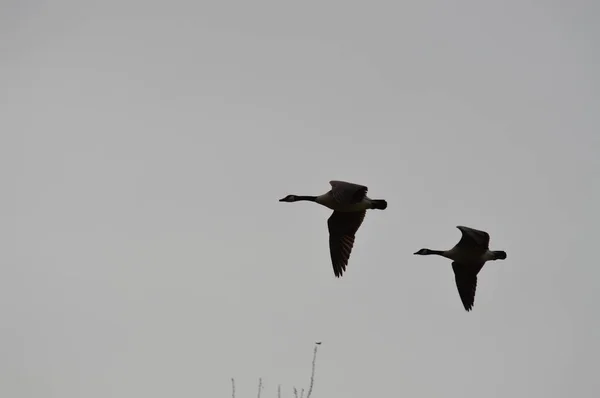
414;226;507;311
279;180;387;277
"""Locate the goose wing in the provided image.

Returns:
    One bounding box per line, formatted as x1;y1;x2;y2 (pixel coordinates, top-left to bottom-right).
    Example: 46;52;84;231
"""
452;262;485;311
327;210;366;277
329;180;368;205
455;226;490;250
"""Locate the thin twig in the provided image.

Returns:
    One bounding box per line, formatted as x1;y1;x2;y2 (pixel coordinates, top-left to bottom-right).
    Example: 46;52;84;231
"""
306;344;319;398
231;344;319;398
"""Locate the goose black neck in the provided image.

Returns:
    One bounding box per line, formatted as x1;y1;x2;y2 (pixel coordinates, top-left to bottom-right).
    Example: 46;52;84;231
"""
428;250;445;255
295;195;318;202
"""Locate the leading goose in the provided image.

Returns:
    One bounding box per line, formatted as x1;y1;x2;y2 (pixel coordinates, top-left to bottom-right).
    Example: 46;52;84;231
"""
279;180;387;277
414;226;507;311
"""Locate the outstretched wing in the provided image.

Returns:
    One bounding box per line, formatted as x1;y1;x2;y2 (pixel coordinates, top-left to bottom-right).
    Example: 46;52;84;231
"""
329;180;368;204
452;262;485;311
327;210;366;277
456;226;490;251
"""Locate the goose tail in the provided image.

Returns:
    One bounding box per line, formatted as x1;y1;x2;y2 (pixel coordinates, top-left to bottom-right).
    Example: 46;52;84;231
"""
370;199;388;210
492;250;507;260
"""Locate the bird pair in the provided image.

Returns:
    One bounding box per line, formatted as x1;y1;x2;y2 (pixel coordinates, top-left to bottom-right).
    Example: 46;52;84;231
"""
279;180;507;312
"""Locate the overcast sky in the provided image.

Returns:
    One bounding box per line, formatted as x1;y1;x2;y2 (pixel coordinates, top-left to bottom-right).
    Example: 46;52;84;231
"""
2;1;599;397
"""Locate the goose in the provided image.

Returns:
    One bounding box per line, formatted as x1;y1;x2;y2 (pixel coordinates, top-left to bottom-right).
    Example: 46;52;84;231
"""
279;180;387;277
413;226;507;311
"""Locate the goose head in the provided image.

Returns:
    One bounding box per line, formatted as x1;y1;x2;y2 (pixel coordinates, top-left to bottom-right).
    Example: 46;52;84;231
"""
414;248;435;255
279;194;299;202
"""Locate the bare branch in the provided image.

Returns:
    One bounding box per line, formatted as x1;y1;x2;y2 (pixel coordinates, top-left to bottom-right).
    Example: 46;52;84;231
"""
257;378;263;398
230;343;320;398
306;344;319;398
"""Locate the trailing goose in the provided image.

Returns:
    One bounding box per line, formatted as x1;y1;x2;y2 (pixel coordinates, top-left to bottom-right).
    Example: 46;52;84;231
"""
414;226;507;311
279;180;387;277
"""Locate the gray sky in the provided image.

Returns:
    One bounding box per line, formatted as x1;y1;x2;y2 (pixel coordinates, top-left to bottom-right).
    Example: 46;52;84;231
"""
2;1;599;397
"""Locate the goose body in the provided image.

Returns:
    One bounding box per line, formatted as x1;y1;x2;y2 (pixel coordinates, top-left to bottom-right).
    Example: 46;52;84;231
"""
414;226;507;311
279;180;387;278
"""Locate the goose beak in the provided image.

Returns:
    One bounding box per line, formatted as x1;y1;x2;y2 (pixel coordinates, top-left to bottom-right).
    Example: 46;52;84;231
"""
278;197;286;202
